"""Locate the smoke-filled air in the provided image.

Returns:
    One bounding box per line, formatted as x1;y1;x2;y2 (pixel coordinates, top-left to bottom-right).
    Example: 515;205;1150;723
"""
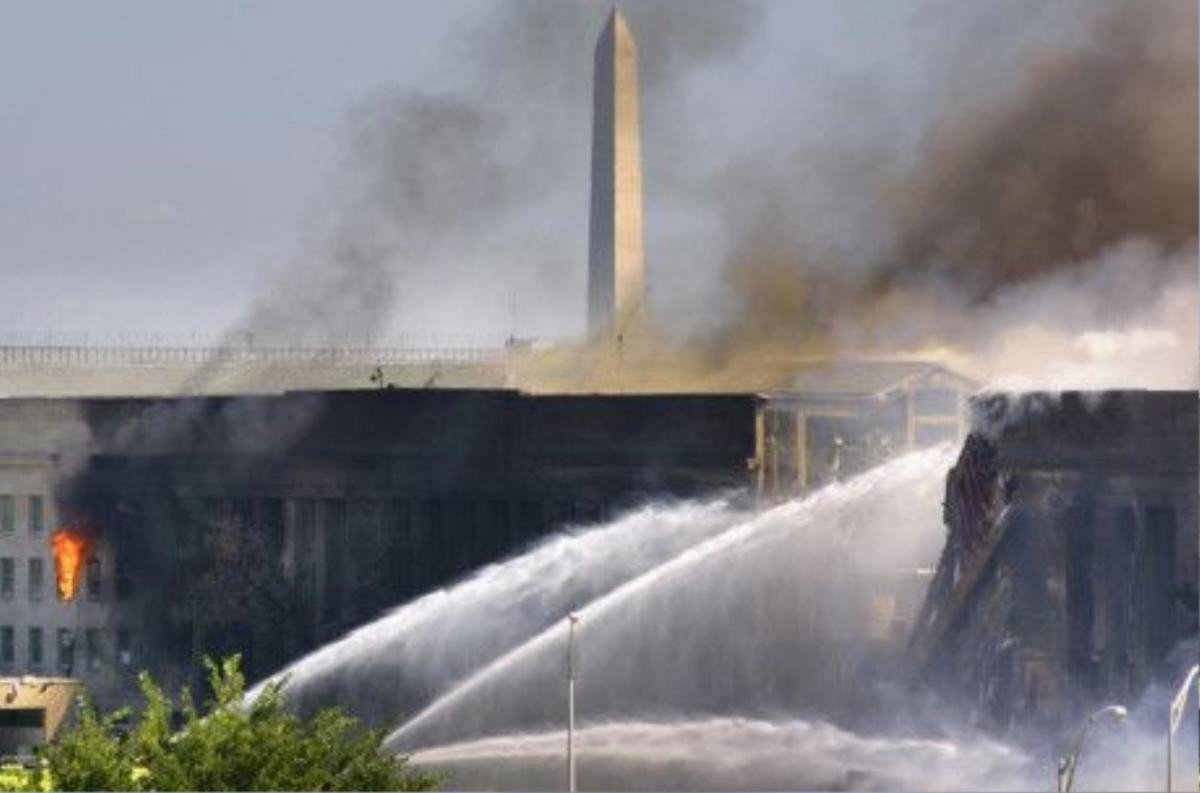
2;2;1194;792
212;0;1193;393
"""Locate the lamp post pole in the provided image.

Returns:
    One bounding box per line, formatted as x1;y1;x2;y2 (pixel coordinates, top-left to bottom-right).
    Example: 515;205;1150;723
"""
1167;663;1199;793
567;613;579;793
1057;704;1127;793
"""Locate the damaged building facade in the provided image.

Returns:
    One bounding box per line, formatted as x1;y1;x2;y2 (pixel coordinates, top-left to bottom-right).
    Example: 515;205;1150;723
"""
910;391;1199;733
0;388;759;703
0;355;975;706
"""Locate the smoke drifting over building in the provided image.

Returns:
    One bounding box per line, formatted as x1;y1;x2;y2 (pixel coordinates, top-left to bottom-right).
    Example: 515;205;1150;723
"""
213;1;763;355
705;0;1197;388
1;7;1196;786
881;2;1196;298
212;0;1192;394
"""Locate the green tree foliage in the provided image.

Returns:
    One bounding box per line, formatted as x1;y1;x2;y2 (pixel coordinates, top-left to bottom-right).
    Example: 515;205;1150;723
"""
0;763;47;793
38;656;438;792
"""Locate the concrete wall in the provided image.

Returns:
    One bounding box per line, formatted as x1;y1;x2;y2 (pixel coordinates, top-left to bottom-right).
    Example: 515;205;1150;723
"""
910;391;1199;734
0;388;759;701
0;401;130;705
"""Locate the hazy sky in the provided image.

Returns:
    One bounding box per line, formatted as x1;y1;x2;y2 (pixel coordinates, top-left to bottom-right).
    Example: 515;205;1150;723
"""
0;1;1166;355
2;2;483;342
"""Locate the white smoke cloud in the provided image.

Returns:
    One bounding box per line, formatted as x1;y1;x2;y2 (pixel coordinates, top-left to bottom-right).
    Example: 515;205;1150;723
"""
971;240;1198;390
847;238;1198;391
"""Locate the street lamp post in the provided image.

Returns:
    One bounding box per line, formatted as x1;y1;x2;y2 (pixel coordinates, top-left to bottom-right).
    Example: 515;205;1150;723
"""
566;613;580;793
1057;704;1127;793
1167;663;1199;793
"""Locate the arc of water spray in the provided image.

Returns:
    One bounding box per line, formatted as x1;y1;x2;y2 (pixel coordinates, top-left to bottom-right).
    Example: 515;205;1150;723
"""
386;446;954;752
250;495;741;721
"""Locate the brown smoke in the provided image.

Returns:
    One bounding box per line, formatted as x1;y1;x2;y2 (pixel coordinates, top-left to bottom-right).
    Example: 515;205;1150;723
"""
874;0;1197;300
695;0;1197;388
202;1;1195;394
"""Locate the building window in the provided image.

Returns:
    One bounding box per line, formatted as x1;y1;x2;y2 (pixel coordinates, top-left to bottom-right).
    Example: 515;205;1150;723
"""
28;627;43;669
0;497;13;534
85;628;101;672
0;626;13;669
0;558;13;600
86;558;102;601
28;558;43;601
57;629;75;673
28;496;43;534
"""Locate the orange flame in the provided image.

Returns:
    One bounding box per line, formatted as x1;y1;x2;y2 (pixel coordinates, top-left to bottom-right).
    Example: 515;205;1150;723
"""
51;529;88;602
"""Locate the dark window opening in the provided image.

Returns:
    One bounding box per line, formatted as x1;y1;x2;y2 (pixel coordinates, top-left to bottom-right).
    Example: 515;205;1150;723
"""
86;558;102;601
28;627;42;668
57;629;74;674
0;709;42;729
0;558;13;600
28;496;43;534
0;627;13;668
0;496;13;534
28;558;43;602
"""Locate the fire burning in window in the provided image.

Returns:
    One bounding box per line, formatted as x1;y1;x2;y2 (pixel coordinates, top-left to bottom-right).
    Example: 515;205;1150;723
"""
51;529;89;602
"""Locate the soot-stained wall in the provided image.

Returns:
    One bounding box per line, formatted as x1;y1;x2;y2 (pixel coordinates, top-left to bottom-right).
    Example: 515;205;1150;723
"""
1;388;758;702
910;391;1198;735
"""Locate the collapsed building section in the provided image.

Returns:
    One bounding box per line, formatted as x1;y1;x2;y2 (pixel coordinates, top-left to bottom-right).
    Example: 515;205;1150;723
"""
910;391;1198;733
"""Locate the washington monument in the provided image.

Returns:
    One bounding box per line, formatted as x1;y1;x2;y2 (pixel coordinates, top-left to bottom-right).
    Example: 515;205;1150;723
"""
588;8;645;339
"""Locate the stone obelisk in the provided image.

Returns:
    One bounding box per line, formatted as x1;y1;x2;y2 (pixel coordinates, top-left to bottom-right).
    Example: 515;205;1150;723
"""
588;8;645;339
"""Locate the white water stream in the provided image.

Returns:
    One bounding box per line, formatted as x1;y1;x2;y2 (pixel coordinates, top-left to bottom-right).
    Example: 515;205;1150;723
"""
257;446;1101;789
